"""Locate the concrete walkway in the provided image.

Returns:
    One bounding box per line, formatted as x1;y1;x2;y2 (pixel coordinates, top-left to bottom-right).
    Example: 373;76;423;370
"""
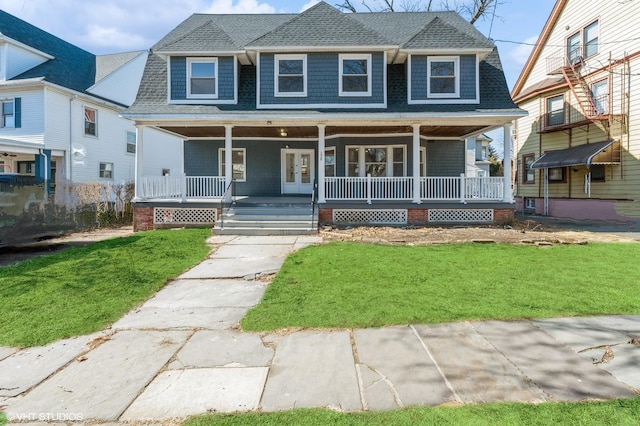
1;235;639;423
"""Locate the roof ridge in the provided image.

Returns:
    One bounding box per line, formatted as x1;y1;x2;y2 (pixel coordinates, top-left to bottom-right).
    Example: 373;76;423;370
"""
403;15;493;49
246;1;395;47
155;19;239;51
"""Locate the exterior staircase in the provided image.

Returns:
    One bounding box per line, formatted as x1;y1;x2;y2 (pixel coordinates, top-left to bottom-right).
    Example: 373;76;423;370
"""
213;201;318;236
560;62;608;133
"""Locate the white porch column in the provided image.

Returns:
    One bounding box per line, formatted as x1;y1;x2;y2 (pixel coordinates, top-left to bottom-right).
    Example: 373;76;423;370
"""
412;124;421;203
317;124;326;203
224;125;233;201
502;123;513;203
134;124;144;201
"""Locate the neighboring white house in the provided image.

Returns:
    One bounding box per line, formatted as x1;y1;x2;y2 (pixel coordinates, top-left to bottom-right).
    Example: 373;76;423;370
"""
511;0;639;221
0;10;181;207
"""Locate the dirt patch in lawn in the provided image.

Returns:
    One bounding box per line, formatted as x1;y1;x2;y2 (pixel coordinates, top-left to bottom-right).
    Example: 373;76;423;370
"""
319;219;637;245
0;226;134;267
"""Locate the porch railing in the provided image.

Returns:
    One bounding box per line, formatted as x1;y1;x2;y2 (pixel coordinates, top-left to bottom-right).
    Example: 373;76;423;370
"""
140;175;226;199
325;175;503;202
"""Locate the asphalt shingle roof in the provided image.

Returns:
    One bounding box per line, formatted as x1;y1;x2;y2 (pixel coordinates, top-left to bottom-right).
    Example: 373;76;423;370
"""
155;20;241;53
0;10;96;93
127;1;519;116
247;1;394;48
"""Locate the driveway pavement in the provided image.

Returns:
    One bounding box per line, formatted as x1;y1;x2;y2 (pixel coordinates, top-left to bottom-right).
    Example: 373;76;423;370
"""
1;235;639;423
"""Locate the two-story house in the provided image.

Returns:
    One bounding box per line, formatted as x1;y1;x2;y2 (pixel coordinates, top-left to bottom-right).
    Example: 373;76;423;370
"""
0;11;181;211
512;0;639;222
124;2;524;233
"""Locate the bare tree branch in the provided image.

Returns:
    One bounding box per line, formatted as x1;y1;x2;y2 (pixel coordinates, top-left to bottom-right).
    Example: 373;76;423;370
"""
335;0;357;12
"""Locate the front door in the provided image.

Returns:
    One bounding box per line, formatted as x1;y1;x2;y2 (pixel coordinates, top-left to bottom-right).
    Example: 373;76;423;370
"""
281;149;314;194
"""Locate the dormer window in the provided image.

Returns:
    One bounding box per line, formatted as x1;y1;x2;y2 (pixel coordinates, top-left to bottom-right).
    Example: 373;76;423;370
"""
339;54;371;96
275;54;306;97
427;56;459;98
188;58;218;98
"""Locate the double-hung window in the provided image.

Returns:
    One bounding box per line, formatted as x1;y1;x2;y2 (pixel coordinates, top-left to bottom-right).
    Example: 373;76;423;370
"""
219;148;246;181
546;95;565;127
591;79;608;115
126;131;136;154
339;54;371;96
567;20;599;64
522;154;535;184
1;100;14;128
427;56;459;98
84;107;97;136
99;162;113;179
188;58;217;98
275;54;306;96
325;147;336;177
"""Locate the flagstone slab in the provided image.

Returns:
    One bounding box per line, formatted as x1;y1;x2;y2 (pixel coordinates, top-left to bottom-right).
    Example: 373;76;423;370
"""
179;257;285;279
169;330;273;369
415;322;547;403
534;317;632;351
260;331;361;412
354;326;454;410
4;330;189;422
0;336;91;397
143;279;265;309
474;320;636;401
112;307;248;330
121;367;268;420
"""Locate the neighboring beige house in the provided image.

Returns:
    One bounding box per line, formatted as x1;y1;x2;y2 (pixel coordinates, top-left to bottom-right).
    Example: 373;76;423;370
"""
511;0;639;221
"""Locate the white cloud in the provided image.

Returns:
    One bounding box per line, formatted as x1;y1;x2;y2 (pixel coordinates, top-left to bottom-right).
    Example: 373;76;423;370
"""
300;0;320;12
202;0;276;13
510;35;539;66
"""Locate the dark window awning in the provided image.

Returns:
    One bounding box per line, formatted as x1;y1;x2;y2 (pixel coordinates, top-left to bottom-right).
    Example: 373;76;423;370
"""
530;140;620;169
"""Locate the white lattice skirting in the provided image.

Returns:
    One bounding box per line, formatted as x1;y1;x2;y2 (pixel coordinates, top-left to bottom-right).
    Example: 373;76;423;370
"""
428;209;493;223
333;209;408;224
154;207;217;225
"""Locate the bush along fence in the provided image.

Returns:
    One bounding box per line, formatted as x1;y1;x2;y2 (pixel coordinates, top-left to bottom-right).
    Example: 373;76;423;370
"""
0;180;134;246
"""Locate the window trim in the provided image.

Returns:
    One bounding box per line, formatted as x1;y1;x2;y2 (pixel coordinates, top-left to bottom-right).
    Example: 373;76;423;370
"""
522;154;535;184
274;54;307;97
187;57;218;99
345;145;407;177
324;146;336;177
339;53;372;97
590;164;606;182
99;162;114;180
566;19;599;63
545;94;565;127
420;146;427;176
84;106;98;137
218;148;247;182
547;167;566;183
126;130;136;154
591;78;609;115
427;56;460;98
1;99;15;128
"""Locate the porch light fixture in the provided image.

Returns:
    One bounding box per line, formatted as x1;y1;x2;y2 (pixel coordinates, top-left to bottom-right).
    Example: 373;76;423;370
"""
279;128;288;137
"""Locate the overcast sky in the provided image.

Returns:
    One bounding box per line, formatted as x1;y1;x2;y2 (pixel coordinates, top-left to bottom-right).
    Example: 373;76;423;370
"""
1;0;557;155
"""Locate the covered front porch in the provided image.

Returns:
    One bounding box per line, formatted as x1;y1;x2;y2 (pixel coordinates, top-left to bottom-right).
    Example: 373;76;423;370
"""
131;118;516;231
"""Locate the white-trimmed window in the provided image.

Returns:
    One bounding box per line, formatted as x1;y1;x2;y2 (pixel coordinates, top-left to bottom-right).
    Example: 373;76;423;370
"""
591;79;608;115
99;162;113;179
1;99;14;128
84;107;97;136
126;131;136;154
546;94;565;127
346;146;406;177
275;54;306;97
339;54;372;96
420;146;426;176
188;58;218;98
219;148;246;181
567;20;599;64
325;147;336;177
427;56;459;98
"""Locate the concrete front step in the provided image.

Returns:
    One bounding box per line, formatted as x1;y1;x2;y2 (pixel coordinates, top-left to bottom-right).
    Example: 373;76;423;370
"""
213;227;318;236
219;220;314;229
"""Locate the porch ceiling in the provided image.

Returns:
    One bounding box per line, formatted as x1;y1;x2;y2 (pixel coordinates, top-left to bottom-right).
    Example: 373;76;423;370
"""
159;125;487;139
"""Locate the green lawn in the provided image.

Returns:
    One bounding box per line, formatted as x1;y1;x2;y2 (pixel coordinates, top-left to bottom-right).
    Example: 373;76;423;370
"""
186;398;640;425
0;228;211;347
242;242;640;331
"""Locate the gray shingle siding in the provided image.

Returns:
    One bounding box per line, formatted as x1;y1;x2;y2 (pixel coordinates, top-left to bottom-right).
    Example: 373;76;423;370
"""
259;52;385;106
411;55;476;101
425;140;465;176
170;56;236;101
